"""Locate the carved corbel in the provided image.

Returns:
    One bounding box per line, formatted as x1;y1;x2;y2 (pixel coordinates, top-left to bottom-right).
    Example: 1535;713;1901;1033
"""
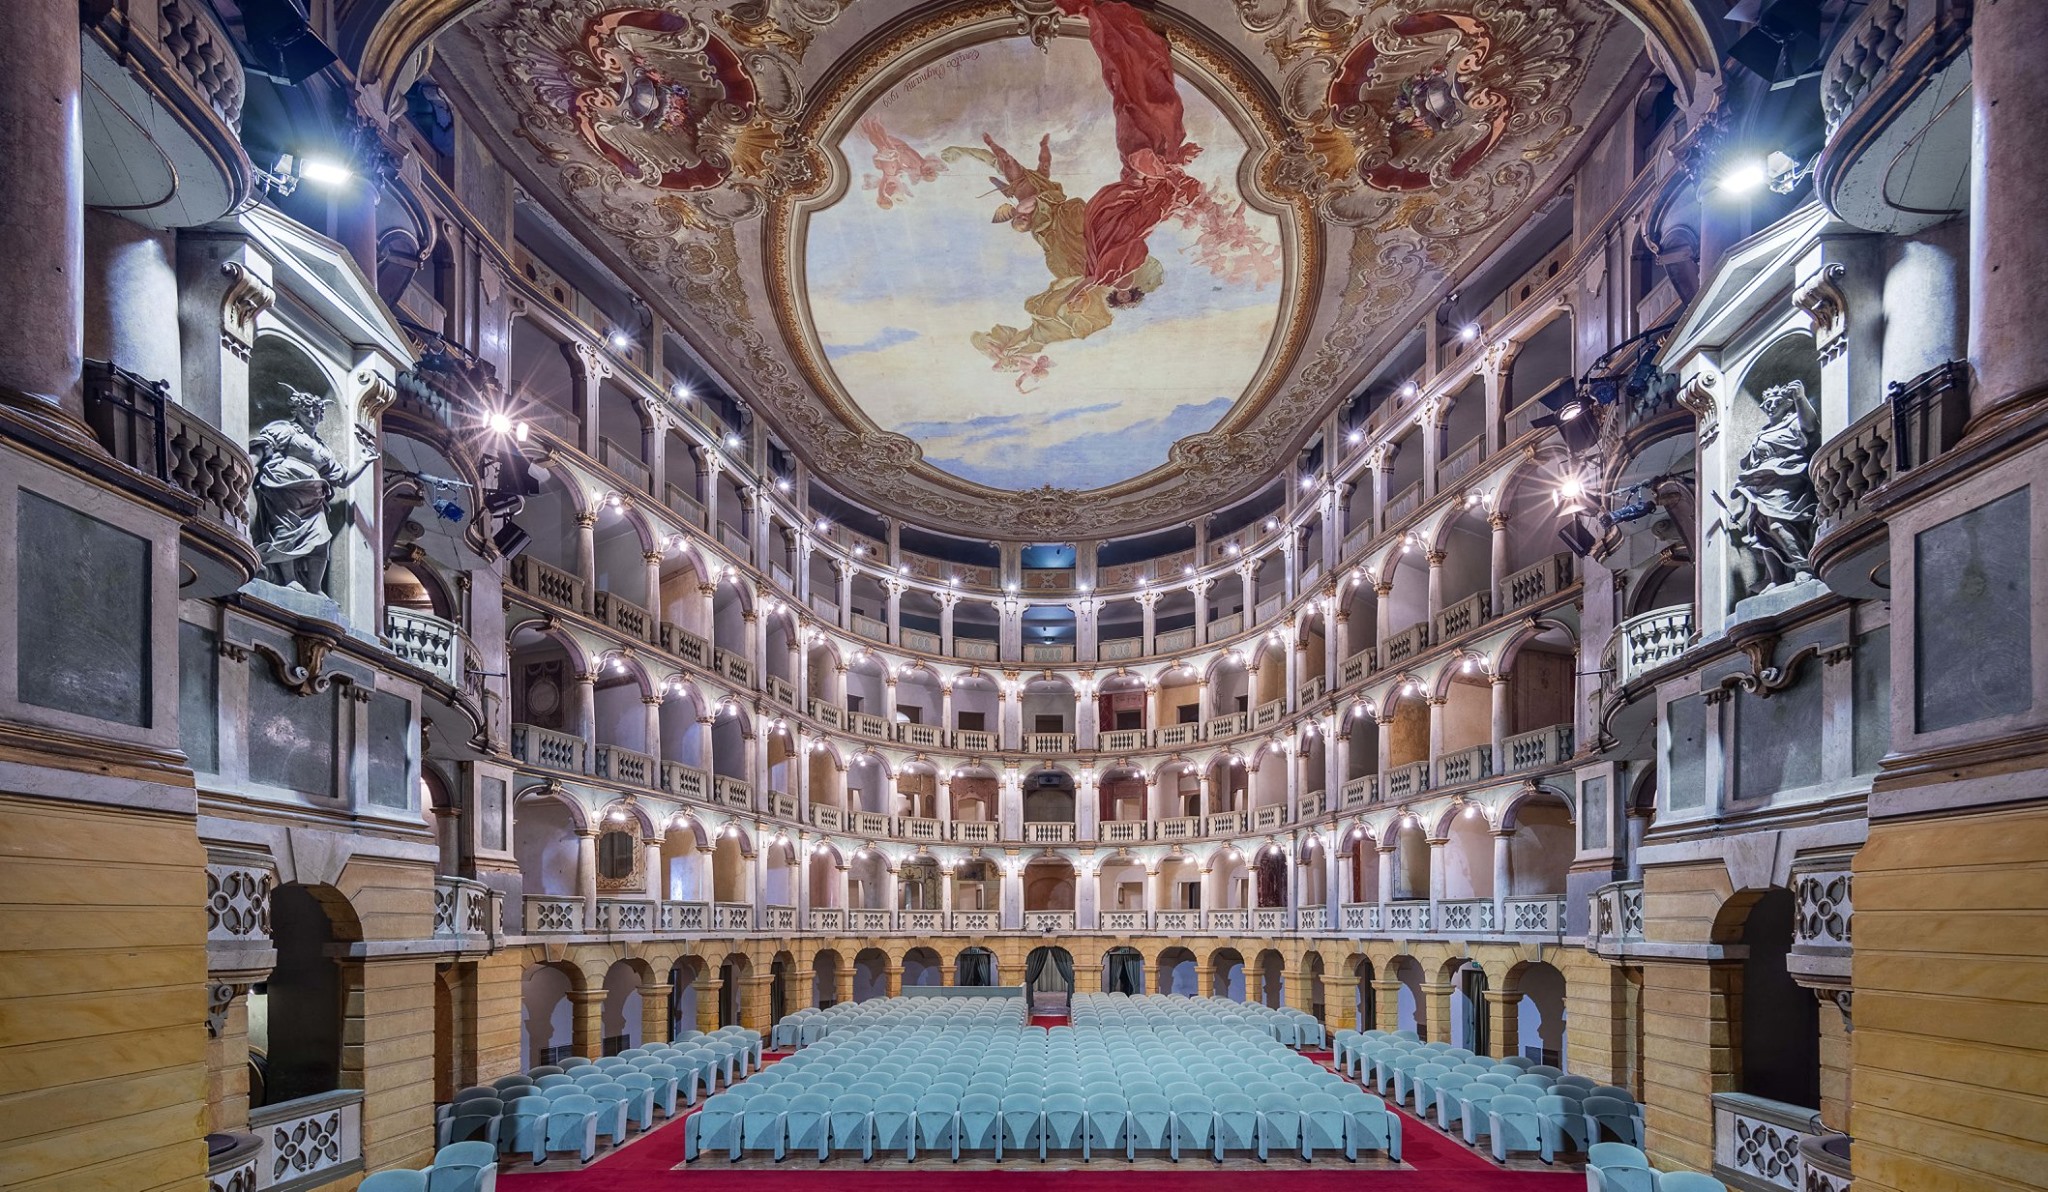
206;980;251;1037
219;261;276;358
1677;370;1719;446
1715;633;1819;699
354;368;397;421
251;633;345;696
1794;262;1850;361
1011;0;1063;49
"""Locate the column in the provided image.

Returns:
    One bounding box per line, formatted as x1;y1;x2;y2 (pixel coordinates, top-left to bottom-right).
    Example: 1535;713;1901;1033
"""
833;967;854;1009
1492;828;1514;929
834;562;853;630
575;514;598;610
1376;844;1396;911
1001;863;1024;931
837;864;852;915
643;696;663;765
644;835;663;900
1425;550;1445;622
1376;714;1395;774
1490;675;1510;766
696;979;723;1032
1419;982;1453;1044
1426;836;1447;925
1371;978;1403;1035
1427;697;1447;767
884;579;903;644
569;988;607;1057
0;0;84;423
576;830;598;928
1325;973;1361;1033
641;985;673;1046
1140;592;1158;655
1195;962;1216;999
1968;0;2048;425
1284;843;1300;929
643;412;667;498
1374;581;1395;644
939;594;957;656
1193;580;1211;642
568;343;605;455
1483;986;1522;1060
1488;514;1510;612
699;451;722;535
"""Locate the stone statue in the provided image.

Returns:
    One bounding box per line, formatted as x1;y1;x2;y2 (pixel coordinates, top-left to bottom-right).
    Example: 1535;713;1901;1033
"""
1726;380;1818;590
249;385;379;594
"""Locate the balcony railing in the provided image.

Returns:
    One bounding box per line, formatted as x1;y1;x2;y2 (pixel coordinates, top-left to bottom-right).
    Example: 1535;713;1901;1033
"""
712;647;753;685
1157;816;1201;840
763;906;797;932
1099;728;1148;752
1810;360;1968;594
1612;604;1695;687
1298;674;1328;705
765;675;797;706
513;724;586;774
1439;899;1495;934
1502;723;1573;773
901;816;941;842
1340;775;1377;808
1253;908;1289;933
1023;821;1075;844
1587;880;1646;951
661;623;709;666
510;555;585;613
951;821;999;844
1156;723;1199;747
850;810;891;836
1206;711;1248;738
809;699;845;730
1022;910;1076;933
600;437;652;492
1384;901;1431;933
1100;820;1147;844
953;910;1000;932
525;897;583;932
1027;732;1075;754
809;804;844;831
1155;626;1197;653
1384;481;1423;529
1500;552;1574;614
902;909;945;934
1154;909;1201;932
594;744;655;788
712;902;752;931
1253;699;1285;730
661;762;708;801
595;898;655;933
1208;909;1249;931
849;908;893;932
1209;612;1243;640
956;729;997;752
1340;649;1374;686
433;877;494;942
1296;788;1327;819
1433;592;1491;642
248;1091;363;1190
1383;760;1430;800
1503;897;1566;934
713;775;753;809
1100;637;1143;661
807;907;843;932
897;721;947;749
1100;910;1148;932
385;608;468;689
766;791;798;820
954;638;1000;661
81;360;258;594
1437;745;1492;787
594;591;655;643
1253;803;1288;831
1025;643;1077;663
849;711;889;739
1438;434;1486;488
901;628;941;653
1381;621;1429;668
1298;906;1329;931
663;901;710;932
1207;810;1248;835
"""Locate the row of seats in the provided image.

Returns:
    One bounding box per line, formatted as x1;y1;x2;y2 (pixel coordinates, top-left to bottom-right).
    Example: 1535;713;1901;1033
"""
359;1141;499;1191
440;1027;762;1165
1586;1142;1729;1191
686;996;1390;1163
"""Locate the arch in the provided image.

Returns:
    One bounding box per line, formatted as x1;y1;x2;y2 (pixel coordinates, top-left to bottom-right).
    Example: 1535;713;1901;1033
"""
955;946;999;987
1156;946;1198;997
1505;959;1568;1064
812;949;844;1007
1104;945;1146;995
901;945;944;988
1209;947;1247;1002
521;960;584;1068
601;957;653;1053
1718;886;1822;1108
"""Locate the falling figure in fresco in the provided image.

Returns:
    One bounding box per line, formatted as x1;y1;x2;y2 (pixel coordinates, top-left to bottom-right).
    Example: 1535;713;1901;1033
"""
957;132;1165;388
859;116;945;209
953;0;1276;386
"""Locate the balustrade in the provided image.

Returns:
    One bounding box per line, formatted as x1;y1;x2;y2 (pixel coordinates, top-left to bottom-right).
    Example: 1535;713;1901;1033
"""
852;612;889;640
593;744;655;788
1208;612;1243;640
433;877;494;941
1153;909;1201;932
248;1091;362;1190
1340;903;1377;932
901;816;942;842
902;909;945;934
664;483;705;528
1340;775;1377;808
1026;732;1075;754
766;791;798;820
1383;481;1423;528
1206;810;1247;835
807;907;843;932
809;804;844;831
1253;803;1287;831
851;810;893;836
956;729;996;752
897;722;947;748
1380;622;1429;668
1252;908;1289;933
595;898;655;933
954;639;1000;661
849;908;895;931
1099;637;1143;661
712;775;753;809
1297;674;1328;704
763;906;797;932
661;762;708;801
1340;650;1374;686
513;724;586;774
1500;552;1574;614
900;628;942;654
1099;728;1148;752
1436;744;1492;788
1253;699;1285;730
1587;880;1645;951
1296;788;1327;819
1382;760;1430;800
1438;899;1495;934
849;711;890;739
594;588;656;642
385;608;466;688
809;699;846;729
1155;723;1199;747
952;910;1000;932
1502;723;1573;773
1156;816;1200;841
712;902;752;931
1438;434;1485;488
599;437;652;491
951;821;999;844
1155;626;1197;653
1384;901;1430;933
1432;592;1491;642
1612;604;1695;687
1100;820;1147;844
524;897;583;933
510;555;585;612
1100;910;1148;932
1024;910;1076;933
712;647;753;685
1208;909;1249;932
1298;906;1330;931
1503;897;1565;934
1023;821;1076;844
765;674;797;706
663;902;709;932
1205;711;1249;738
660;624;709;666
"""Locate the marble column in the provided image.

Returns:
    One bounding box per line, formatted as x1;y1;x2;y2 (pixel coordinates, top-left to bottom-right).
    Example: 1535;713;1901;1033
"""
0;0;84;421
1969;0;2048;424
576;829;599;928
83;211;181;397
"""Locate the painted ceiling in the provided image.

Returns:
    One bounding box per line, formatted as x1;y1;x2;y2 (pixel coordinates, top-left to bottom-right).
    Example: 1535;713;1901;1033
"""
445;0;1643;538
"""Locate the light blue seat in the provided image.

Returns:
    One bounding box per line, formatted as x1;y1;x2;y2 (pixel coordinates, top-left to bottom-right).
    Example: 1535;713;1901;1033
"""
1081;1092;1128;1160
527;1065;564;1078
535;1074;574;1090
914;1093;960;1160
785;1092;832;1160
1345;1095;1401;1161
587;1083;638;1143
1476;1072;1517;1090
1498;1054;1536;1070
425;1141;498;1192
490;1075;534;1093
1042;1092;1087;1160
998;1093;1043;1161
638;1065;680;1116
1513;1076;1557;1099
1538;1093;1591;1156
738;1092;789;1160
1213;1093;1260;1161
1168;1094;1212;1162
1488;1093;1550;1163
1411;1063;1453;1116
608;1077;658;1131
954;1105;995;1171
571;1072;609;1091
1529;1064;1564;1079
827;1093;874;1160
684;1094;742;1162
1126;1093;1172;1159
873;1093;917;1159
495;1096;549;1166
1551;1084;1592;1104
1299;1092;1352;1161
437;1099;501;1149
1586;1141;1657;1191
361;1173;429;1192
541;1094;602;1164
1585;1096;1647;1147
1655;1174;1727;1191
1459;1087;1500;1146
1557;1074;1599;1092
1255;1092;1303;1162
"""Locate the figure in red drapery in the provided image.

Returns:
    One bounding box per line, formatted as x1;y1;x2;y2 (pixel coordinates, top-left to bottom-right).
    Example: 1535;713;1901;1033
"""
1056;0;1205;300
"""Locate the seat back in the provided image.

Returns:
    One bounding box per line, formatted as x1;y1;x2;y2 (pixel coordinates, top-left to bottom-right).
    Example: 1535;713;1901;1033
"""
1655;1174;1727;1192
360;1173;429;1192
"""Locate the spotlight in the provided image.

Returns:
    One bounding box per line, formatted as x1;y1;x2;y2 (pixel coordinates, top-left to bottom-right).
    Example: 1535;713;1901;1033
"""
1459;324;1480;342
1718;158;1769;196
1400;382;1419;399
672;383;694;401
608;330;632;351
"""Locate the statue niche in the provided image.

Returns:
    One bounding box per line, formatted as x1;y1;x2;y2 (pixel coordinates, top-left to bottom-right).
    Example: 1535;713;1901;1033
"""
249;384;380;595
1723;380;1817;593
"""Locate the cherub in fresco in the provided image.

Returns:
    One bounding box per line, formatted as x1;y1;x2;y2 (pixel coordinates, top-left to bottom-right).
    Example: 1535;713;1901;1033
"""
858;116;945;209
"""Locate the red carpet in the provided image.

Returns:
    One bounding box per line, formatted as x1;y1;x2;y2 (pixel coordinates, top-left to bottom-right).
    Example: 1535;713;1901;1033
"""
1028;1015;1068;1028
497;1081;1582;1191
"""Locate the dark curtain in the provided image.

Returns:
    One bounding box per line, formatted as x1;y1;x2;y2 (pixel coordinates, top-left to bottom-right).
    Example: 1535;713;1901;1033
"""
957;949;995;986
1106;949;1143;994
1026;947;1075;993
1025;947;1047;991
1464;967;1490;1057
1256;855;1286;907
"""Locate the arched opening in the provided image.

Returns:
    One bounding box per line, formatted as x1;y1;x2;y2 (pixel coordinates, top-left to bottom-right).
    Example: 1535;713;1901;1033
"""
601;959;647;1055
902;946;943;988
717;954;749;1027
1254;949;1286;1008
521;961;580;1068
1023;857;1076;911
1022;766;1076;826
1513;961;1568;1064
1453;961;1489;1054
1210;948;1247;1002
769;952;794;1025
852;947;890;1003
1388;956;1425;1035
1025;946;1076;1015
667;958;704;1039
1158;947;1198;997
1729;888;1822;1108
812;950;842;1008
1351;956;1376;1031
249;884;357;1107
1104;946;1146;995
955;947;998;988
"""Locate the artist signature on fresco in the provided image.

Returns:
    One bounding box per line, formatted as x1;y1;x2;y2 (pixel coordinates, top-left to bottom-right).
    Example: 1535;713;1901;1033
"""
902;49;981;92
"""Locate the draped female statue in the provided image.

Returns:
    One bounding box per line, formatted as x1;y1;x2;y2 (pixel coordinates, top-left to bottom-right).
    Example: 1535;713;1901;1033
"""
249;385;379;595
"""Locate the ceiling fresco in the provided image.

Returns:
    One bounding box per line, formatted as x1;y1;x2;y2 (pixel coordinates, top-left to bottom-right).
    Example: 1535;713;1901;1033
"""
451;0;1640;537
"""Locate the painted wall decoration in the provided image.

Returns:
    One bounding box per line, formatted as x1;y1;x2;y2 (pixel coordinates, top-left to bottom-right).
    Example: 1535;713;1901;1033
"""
801;1;1287;492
